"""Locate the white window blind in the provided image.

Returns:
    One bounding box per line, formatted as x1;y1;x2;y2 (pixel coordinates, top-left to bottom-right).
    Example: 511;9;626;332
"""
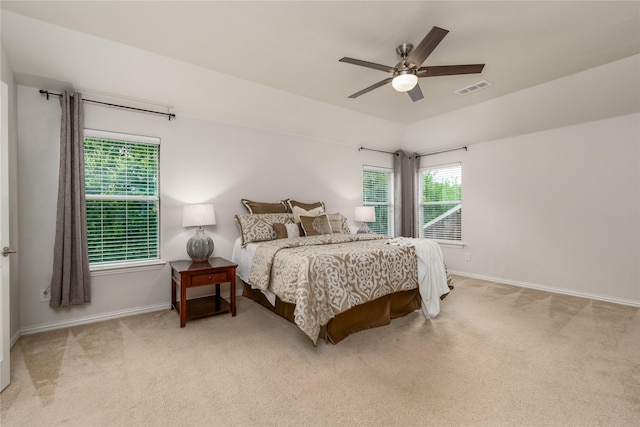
362;166;394;236
418;163;462;242
84;130;160;266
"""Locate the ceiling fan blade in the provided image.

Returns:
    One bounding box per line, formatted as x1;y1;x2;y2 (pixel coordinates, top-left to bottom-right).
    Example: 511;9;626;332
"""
407;84;424;102
404;26;449;69
417;64;485;77
347;77;393;98
339;57;396;73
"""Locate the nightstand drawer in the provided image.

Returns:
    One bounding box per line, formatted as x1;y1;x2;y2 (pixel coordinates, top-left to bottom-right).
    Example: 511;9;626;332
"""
191;271;230;285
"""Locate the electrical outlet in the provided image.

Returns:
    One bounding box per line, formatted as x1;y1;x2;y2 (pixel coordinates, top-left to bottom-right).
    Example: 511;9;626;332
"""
40;288;50;302
465;253;471;261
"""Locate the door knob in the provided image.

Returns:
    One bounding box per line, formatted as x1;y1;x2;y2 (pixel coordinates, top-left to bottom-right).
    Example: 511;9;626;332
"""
2;246;16;257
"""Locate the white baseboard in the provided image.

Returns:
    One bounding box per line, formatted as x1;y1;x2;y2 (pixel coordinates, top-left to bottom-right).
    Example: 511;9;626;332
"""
19;303;170;337
15;275;634;341
10;329;21;348
16;288;244;342
449;270;640;308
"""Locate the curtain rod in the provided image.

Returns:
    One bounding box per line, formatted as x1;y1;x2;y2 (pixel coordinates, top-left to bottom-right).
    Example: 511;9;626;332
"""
359;145;468;157
418;146;467;157
358;146;399;156
39;89;176;121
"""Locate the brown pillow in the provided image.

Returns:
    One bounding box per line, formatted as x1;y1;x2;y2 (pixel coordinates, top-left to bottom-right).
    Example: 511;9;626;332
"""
242;199;287;214
300;214;333;236
287;199;325;213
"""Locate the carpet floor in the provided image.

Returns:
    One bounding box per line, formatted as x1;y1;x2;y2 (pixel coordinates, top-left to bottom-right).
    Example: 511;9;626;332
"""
1;276;639;426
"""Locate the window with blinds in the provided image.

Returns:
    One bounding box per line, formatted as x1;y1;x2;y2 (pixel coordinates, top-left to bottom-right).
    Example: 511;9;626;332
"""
418;163;462;242
362;166;394;236
83;130;160;266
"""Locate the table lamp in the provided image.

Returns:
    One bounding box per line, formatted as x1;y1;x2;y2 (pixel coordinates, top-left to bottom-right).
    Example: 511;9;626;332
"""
182;203;216;262
354;206;376;234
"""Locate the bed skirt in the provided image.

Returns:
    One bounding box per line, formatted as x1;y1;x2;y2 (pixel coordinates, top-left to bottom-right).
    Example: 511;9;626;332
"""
242;281;422;344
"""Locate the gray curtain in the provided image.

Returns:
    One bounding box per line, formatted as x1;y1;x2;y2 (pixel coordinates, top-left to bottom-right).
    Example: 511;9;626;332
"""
393;150;419;237
49;91;91;308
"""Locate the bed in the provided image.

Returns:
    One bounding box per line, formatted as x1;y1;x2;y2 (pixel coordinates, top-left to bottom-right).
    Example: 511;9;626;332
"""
232;201;453;345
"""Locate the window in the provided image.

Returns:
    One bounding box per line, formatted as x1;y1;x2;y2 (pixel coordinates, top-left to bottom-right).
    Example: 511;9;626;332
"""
418;163;462;242
84;130;160;266
362;166;394;235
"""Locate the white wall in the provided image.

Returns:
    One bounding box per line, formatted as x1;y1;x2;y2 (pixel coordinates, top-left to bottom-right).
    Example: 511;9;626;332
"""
16;88;640;334
421;113;640;304
19;82;639;337
2;10;404;152
402;54;640;153
16;84;394;332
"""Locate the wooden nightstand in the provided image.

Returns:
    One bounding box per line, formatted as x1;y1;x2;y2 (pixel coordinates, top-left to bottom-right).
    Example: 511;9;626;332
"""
170;257;238;327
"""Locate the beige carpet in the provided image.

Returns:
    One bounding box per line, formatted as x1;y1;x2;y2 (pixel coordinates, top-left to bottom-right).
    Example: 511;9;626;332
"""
1;276;639;426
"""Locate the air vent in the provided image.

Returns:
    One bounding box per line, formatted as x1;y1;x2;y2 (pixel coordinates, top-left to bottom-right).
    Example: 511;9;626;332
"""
454;80;493;96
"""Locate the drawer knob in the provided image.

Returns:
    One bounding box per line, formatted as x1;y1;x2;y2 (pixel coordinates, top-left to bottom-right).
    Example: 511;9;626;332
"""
208;275;212;280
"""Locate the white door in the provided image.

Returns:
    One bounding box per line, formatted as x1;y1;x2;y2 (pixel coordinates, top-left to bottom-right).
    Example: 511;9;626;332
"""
1;82;12;391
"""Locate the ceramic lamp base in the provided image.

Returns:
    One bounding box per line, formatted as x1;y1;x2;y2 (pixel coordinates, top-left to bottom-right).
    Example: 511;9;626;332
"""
186;228;214;262
357;223;371;234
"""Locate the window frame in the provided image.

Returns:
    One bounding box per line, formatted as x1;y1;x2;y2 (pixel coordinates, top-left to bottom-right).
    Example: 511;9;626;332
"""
362;165;394;236
417;162;462;244
83;129;161;271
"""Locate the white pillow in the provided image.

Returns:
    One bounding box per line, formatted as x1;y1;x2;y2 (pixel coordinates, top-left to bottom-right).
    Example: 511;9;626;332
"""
292;205;324;223
285;223;301;238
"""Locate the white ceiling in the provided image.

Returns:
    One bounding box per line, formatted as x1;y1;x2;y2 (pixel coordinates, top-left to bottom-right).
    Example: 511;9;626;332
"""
2;0;639;127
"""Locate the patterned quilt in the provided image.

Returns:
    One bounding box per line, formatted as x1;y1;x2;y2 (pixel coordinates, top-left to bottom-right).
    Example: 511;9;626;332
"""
248;234;419;344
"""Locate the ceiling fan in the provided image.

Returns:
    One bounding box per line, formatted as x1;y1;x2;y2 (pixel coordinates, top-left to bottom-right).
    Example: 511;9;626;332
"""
339;26;485;102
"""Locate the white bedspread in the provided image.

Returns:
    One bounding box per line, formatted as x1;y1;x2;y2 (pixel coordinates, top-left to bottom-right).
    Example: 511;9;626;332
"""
232;238;277;305
387;237;450;318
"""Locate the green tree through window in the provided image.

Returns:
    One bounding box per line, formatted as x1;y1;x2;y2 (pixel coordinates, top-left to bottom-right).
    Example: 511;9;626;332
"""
362;166;394;235
419;163;462;241
84;130;160;265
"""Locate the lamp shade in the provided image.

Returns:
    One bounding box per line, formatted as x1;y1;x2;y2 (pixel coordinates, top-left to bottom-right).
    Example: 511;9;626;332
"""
391;72;418;92
182;204;216;227
354;206;376;223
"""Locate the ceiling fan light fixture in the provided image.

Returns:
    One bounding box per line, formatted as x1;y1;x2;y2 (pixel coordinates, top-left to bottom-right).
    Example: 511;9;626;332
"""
391;71;418;92
340;26;485;100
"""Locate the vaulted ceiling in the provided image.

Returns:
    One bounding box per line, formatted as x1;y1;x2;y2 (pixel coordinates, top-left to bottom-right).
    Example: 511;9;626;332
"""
2;1;639;149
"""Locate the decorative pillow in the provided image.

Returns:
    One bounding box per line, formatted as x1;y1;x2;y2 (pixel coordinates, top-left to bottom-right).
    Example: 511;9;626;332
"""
287;199;325;213
300;214;333;236
272;223;301;239
340;215;351;234
234;213;294;246
292;205;324;223
326;212;350;234
241;199;287;214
